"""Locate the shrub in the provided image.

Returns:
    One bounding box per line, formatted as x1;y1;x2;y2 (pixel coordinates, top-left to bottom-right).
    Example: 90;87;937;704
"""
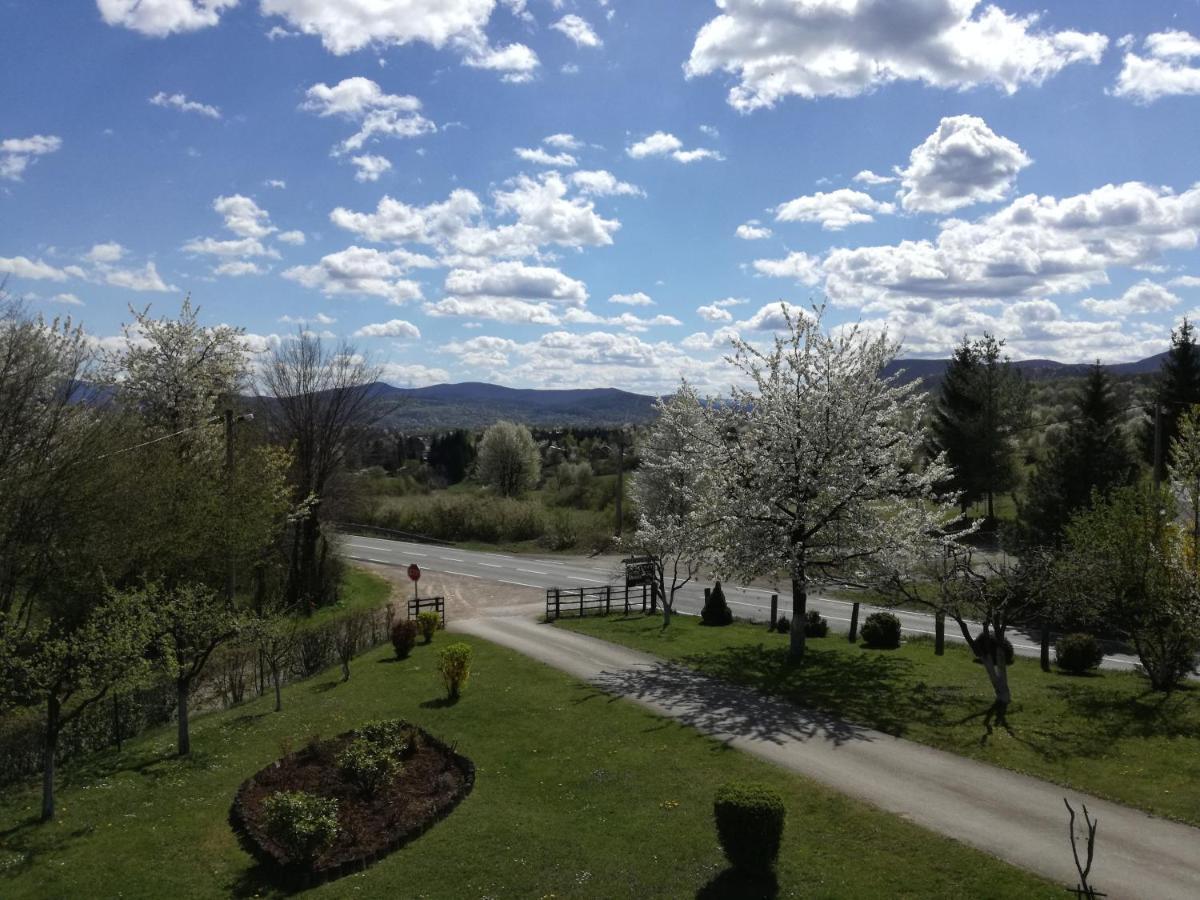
1055;633;1105;674
261;791;340;864
701;581;733;627
713;782;786;872
438;643;473;700
973;631;1015;666
358;720;418;758
416;611;441;644
804;609;829;638
391;619;418;659
860;612;901;648
337;737;401;794
773;615;790;634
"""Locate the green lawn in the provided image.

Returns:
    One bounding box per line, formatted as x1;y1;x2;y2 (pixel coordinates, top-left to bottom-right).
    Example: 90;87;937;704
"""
556;615;1200;826
298;566;394;629
0;636;1059;898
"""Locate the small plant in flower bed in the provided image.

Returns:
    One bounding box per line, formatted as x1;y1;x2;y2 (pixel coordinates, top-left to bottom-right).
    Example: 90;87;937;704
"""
417;611;441;644
391;619;418;659
231;720;475;886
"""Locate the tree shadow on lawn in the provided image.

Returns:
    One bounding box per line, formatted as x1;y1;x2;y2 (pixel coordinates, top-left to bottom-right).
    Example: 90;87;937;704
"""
696;867;778;899
1043;680;1200;748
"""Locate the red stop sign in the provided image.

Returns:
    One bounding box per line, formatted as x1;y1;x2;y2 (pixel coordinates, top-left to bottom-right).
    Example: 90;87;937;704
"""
407;563;421;582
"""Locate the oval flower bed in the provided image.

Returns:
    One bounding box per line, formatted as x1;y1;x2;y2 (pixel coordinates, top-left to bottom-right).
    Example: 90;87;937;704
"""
230;720;474;887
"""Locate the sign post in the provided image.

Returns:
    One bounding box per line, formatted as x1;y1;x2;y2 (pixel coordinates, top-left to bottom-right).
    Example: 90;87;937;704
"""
407;563;421;604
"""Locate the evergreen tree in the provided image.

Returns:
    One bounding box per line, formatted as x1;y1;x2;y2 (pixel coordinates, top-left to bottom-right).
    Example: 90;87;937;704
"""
928;334;1027;521
428;430;474;484
1020;363;1135;545
1144;318;1200;471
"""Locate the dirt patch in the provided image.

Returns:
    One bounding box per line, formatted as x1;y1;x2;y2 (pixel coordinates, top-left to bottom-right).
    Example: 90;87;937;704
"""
352;562;544;620
231;722;473;888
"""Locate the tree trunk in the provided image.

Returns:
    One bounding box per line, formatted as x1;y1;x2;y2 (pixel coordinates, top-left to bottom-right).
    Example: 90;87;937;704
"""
176;677;191;756
1040;621;1051;673
272;665;283;713
41;695;60;822
661;590;672;628
789;574;808;661
979;651;1012;722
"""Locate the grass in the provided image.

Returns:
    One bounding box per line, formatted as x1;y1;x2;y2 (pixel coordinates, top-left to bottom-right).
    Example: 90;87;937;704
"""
297;567;393;630
0;637;1060;898
556;614;1200;826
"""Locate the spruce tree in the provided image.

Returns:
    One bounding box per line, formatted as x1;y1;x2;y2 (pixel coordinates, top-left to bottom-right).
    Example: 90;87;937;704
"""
928;334;1027;520
1021;363;1135;545
1144;318;1200;472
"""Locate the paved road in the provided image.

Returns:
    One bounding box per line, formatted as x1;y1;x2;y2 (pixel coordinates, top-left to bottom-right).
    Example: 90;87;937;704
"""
452;615;1200;900
339;533;1148;672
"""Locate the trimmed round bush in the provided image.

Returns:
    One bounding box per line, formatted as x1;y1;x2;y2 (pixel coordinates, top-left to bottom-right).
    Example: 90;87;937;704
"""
804;609;829;638
860;612;901;648
261;791;340;864
391;619;418;659
773;615;790;634
713;782;786;872
438;643;473;700
1055;633;1105;674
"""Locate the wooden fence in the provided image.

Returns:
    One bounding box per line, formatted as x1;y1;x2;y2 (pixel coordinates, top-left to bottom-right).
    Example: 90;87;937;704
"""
544;583;656;621
409;594;446;626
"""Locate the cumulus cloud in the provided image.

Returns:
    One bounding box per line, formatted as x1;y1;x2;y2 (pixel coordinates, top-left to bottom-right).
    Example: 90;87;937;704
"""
551;14;601;48
444;261;588;305
627;131;723;163
751;251;823;285
515;146;577;168
853;169;896;186
697;303;733;322
1113;31;1200;103
544;133;582;150
278;230;306;246
897;115;1031;213
1079;280;1180;317
149;91;221;118
775;188;896;230
687;0;1106;111
214;194;276;239
354;318;421;339
0;134;62;181
379;362;450;386
492;172;620;249
104;261;175;292
214;261;266;277
0;256;70;281
97;0;236;37
424;296;562;324
608;292;653;306
351;154;392;182
570;169;643;197
736;221;772;240
86;242;126;264
302;78;435;155
283;246;432;304
459;40;540;82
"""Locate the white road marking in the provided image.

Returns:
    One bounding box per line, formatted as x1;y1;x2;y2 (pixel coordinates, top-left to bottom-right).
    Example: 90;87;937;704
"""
444;570;479;579
440;556;464;562
517;568;548;575
499;579;543;588
479;563;503;568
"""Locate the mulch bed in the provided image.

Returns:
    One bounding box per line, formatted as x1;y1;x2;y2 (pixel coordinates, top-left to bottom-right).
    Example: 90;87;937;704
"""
230;722;474;888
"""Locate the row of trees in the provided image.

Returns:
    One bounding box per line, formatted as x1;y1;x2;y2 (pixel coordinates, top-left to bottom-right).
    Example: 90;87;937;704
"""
0;297;379;821
628;305;1200;722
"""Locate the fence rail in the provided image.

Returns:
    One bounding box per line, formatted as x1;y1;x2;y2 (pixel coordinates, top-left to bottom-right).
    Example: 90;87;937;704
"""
333;522;454;547
409;594;446;627
545;583;655;621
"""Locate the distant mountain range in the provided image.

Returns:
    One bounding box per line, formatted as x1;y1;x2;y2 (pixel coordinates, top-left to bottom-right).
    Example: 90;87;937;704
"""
370;353;1167;430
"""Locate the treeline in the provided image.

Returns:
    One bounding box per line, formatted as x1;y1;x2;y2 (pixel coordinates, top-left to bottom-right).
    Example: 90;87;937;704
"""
0;298;382;822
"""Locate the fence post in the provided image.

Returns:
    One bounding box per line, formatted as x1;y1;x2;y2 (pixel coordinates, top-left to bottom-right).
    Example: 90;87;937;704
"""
769;594;778;629
641;584;647;613
554;588;561;620
849;601;860;643
624;584;630;615
1039;619;1051;672
935;611;946;656
605;584;611;616
579;587;585;618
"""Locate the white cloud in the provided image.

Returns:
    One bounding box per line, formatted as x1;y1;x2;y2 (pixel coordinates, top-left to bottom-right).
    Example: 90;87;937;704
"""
301;78;435;155
1113;31;1200;103
1079;280;1180;317
699;124;719;139
687;0;1107;110
627;131;723;163
697;303;732;323
214;194;276;239
379;362;450;386
0;256;70;281
1170;275;1200;288
149;91;221;118
425;296;562;324
853;169;896;186
214;260;266;277
49;293;84;306
284;246;432;304
279;312;337;325
551;14;601;48
262;0;500;54
492;172;619;249
104;261;174;292
751;251;823;285
897;115;1031;213
354;318;421;339
608;291;653;306
278;230;306;246
736;221;772;240
561;310;681;332
544;133;581;150
182;236;278;258
775;188;895;230
445;261;588;305
86;242;126;264
459;40;540;82
97;0;236;37
351;154;392;182
265;179;287;189
737;301;814;332
0;134;62;181
515;146;577;168
570;169;643;197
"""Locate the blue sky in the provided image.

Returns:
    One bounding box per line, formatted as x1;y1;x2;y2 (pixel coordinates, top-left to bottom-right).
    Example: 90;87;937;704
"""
5;1;1200;391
